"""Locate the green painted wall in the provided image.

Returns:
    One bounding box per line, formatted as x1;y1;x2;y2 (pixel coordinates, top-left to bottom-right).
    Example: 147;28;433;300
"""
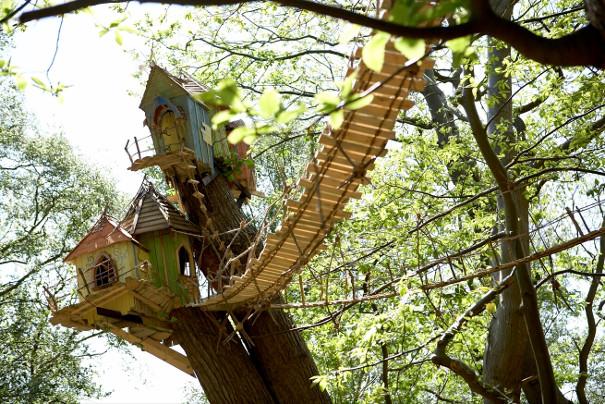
138;231;195;302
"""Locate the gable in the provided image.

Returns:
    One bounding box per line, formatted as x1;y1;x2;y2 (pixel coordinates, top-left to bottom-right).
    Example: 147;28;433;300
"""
123;182;201;236
139;65;208;112
65;216;145;263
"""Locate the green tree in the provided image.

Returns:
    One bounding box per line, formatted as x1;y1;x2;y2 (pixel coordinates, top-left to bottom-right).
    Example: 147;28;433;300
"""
0;49;123;401
4;1;605;403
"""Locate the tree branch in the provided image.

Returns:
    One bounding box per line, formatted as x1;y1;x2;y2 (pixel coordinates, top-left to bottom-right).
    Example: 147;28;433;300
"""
460;79;568;403
431;271;515;402
576;218;605;404
17;0;605;67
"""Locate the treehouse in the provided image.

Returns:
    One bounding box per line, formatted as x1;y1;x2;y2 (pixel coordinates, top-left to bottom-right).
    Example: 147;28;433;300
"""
125;64;256;200
50;182;203;375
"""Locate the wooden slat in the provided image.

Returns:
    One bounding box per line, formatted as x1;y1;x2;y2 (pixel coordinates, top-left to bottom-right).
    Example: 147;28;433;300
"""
104;322;194;377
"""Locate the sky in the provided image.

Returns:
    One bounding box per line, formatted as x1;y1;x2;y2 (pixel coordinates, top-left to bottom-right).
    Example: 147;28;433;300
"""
11;7;198;403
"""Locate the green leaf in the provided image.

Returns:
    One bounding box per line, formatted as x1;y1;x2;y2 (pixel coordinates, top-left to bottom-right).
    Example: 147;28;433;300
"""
310;375;329;392
276;103;306;124
330;110;344;130
211;110;235;129
362;32;389;72
394;37;425;61
114;30;123;46
15;75;27;91
227;126;256;144
446;35;472;67
338;73;357;98
31;76;45;87
198;79;245;112
258;88;281;119
315;91;340;113
485;302;496;314
346;93;374;110
446;36;471;54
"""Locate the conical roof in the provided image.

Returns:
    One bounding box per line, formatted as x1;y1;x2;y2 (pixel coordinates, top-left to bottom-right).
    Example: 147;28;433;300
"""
122;181;201;236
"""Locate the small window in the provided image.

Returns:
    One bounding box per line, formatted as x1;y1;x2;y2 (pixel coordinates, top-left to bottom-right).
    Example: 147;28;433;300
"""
94;255;117;288
178;246;191;277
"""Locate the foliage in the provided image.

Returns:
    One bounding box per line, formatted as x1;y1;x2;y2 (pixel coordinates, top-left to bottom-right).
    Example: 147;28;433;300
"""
0;289;106;403
122;0;605;401
0;63;123;401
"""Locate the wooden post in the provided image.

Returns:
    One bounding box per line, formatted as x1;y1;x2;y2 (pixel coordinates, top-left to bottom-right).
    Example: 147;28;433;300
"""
134;136;142;159
124;139;133;164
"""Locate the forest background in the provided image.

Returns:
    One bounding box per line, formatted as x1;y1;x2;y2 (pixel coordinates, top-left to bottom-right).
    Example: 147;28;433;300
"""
1;0;605;403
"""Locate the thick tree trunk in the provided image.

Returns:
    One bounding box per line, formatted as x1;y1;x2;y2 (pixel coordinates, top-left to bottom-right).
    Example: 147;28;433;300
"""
170;171;329;403
243;302;331;403
172;309;276;403
481;3;533;400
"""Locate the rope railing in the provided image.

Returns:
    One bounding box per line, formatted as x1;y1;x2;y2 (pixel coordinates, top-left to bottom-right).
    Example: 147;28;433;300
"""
273;199;605;309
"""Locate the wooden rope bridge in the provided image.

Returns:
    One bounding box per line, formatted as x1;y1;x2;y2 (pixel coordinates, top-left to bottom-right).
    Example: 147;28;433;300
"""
194;4;434;311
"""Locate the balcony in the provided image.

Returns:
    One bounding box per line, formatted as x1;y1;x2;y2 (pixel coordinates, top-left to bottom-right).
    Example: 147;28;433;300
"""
125;134;195;172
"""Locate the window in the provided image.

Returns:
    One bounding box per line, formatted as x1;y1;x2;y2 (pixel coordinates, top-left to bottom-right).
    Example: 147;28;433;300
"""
178;246;192;277
94;255;117;288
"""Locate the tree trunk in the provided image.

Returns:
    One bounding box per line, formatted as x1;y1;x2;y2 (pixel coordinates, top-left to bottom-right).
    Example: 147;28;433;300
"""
172;308;276;403
170;171;330;403
481;2;533;400
243;301;331;403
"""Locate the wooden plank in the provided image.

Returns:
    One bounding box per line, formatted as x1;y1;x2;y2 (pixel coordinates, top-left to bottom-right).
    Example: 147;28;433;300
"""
287;200;352;220
370;93;409;108
341;130;393;146
344;122;395;137
298;179;362;197
318;138;387;159
103;322;195;377
314;155;370;171
346;112;396;129
356;102;411;117
303;173;364;188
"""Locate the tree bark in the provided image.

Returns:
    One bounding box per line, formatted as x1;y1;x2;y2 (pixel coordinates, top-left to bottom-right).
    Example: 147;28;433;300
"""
479;2;534;402
243;302;331;403
172;309;276;403
170;171;329;403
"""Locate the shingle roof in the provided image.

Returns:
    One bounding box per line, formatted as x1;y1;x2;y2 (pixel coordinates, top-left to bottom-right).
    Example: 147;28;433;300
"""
64;215;145;262
122;181;201;236
139;64;208;109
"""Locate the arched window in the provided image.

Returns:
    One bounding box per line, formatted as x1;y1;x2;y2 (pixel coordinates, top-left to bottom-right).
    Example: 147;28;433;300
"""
94;255;117;288
159;111;179;153
178;246;192;277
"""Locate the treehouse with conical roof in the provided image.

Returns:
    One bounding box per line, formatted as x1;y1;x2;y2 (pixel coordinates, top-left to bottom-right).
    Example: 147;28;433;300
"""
50;65;265;376
51;181;204;375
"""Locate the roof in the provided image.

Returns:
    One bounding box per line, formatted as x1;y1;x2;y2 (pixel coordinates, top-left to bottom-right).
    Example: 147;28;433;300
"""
139;64;208;110
64;215;146;263
122;181;201;236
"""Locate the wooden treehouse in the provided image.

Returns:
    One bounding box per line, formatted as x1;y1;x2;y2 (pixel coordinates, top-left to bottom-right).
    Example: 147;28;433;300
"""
125;64;257;202
51;182;203;376
50;0;435;381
